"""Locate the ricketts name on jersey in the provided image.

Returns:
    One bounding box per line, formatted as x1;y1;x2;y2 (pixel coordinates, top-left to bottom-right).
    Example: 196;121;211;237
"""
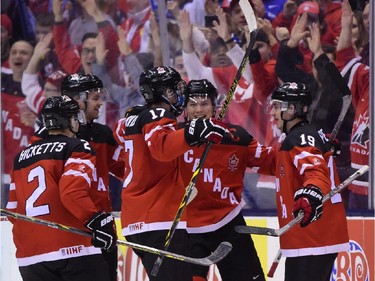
18;142;67;162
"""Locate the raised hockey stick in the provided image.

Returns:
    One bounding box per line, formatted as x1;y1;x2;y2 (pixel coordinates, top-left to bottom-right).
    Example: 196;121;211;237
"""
235;165;369;236
267;249;282;278
324;61;352;143
150;0;258;276
0;209;232;266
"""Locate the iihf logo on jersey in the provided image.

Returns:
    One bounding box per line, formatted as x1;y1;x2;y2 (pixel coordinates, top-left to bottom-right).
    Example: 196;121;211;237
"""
60;245;84;256
228;154;239;171
351;112;369;148
330;240;370;281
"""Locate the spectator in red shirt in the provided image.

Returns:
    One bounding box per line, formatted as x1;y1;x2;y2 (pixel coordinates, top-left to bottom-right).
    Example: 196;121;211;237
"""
1;13;13;69
1;40;35;208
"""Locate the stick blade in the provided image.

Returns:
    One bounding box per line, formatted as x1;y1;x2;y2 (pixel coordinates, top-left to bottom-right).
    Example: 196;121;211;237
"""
235;225;279;236
206;241;233;264
239;0;257;33
151;257;163;276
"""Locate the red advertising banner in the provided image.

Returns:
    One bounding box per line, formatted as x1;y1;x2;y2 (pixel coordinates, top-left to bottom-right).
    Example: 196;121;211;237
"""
332;219;374;281
0;216;373;280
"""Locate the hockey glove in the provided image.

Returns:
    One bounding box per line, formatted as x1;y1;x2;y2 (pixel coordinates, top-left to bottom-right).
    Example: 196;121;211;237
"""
184;118;229;146
292;185;323;227
85;212;117;251
325;133;341;158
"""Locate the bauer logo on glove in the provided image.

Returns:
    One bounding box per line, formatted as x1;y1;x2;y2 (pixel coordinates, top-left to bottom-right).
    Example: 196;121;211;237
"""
293;185;323;227
85;212;117;251
184;117;229;146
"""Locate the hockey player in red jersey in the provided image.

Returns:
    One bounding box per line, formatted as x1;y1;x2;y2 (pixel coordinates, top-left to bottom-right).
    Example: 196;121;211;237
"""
30;73;124;281
113;66;228;280
6;95;116;281
268;82;349;281
180;79;272;281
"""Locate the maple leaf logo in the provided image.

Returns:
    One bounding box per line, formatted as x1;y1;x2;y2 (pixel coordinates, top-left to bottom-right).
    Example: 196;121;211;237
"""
351;112;369;148
228;154;239;171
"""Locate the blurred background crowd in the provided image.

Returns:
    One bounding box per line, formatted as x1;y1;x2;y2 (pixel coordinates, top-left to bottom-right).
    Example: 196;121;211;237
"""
1;0;372;213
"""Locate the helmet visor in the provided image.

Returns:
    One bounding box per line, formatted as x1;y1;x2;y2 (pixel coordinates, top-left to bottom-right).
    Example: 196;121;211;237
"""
77;110;87;125
269;99;289;112
77;88;109;102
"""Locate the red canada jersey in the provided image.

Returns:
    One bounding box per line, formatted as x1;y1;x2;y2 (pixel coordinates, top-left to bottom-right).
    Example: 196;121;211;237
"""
30;122;125;212
113;107;191;236
78;123;125;212
336;47;369;195
179;124;274;233
273;123;349;257
6;134;101;266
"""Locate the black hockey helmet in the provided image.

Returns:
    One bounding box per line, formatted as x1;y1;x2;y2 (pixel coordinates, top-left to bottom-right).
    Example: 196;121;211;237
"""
61;73;104;99
139;66;187;116
42;95;80;130
271;82;312;117
186;79;218;106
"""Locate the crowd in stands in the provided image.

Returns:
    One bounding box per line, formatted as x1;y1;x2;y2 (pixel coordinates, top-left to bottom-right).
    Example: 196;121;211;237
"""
1;0;371;211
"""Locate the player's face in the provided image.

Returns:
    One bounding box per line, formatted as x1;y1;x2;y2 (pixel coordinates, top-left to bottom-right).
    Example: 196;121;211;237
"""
164;81;187;114
186;96;214;121
70;115;80;134
85;89;105;122
270;101;295;131
165;88;177;105
270;101;283;130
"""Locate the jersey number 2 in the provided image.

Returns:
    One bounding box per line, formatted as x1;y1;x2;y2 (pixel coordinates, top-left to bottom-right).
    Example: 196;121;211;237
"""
25;166;50;217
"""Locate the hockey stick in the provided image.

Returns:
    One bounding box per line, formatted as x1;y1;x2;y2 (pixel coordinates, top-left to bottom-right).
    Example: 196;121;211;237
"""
267;249;282;278
235;165;369;236
0;208;232;266
324;61;352;143
150;0;258;276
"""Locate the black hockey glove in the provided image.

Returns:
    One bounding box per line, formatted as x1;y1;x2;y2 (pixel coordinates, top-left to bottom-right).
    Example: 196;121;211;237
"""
85;212;117;251
292;185;323;227
325;133;341;158
184;118;229;146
